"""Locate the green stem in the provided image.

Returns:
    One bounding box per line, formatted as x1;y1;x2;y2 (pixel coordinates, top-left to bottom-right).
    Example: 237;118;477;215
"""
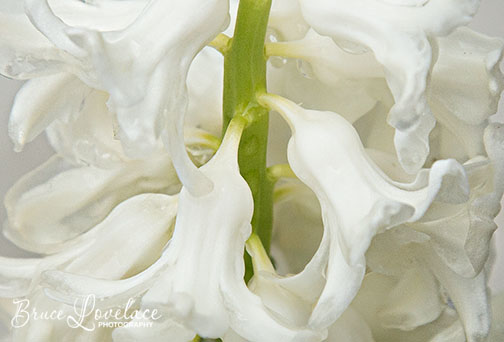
222;0;273;282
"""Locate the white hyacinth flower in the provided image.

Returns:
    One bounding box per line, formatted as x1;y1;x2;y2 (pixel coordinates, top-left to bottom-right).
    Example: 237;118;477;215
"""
0;0;503;341
297;0;480;173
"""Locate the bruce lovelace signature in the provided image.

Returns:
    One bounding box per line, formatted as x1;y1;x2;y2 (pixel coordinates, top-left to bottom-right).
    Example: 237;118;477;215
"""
11;295;161;331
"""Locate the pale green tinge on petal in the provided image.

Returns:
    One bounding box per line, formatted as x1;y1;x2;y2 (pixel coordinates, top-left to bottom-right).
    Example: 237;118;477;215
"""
259;94;469;331
8;72;89;152
4;154;178;254
298;0;480;173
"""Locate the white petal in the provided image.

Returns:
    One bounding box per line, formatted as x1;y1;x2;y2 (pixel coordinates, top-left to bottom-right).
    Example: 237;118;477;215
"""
152;122;252;338
137;121;321;341
8;72;89;152
260;94;469;330
185;47;224;137
298;0;480;173
430;27;504;126
246;236;314;328
269;0;309;41
0;240;93;298
270;29;384;86
0;10;76;79
423;249;490;342
45;89;127;168
221;234;325;342
488;292;504;342
56;193;177;278
327;306;375;342
48;0;146;31
378;267;444;331
41;193;177;303
267;60;382;126
427;28;504;163
371;156;497;278
4;154;177;254
270;180;323;275
352;272;463;342
25;0;229;195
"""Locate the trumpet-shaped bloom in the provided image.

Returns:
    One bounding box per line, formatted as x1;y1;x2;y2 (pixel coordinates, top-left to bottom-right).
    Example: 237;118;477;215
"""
0;192;178;302
364;123;504;341
1;193;179;341
259;93;469;331
19;0;229;195
39;121;323;341
428;27;504;162
3;89;182;254
298;0;480;173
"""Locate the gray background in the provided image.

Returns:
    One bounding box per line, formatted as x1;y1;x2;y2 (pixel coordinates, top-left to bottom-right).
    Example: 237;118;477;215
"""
0;0;502;294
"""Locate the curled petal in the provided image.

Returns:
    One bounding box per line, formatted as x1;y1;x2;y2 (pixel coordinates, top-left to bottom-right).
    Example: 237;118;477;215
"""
378;267;444;331
0;8;76;79
78;120;322;340
4;154;177;253
221;233;325;342
41;193;178;303
0;240;93;298
54;193;178;278
427;27;504;162
430;27;504;126
8;72;89;152
25;0;229;195
260;94;469;329
267;60;383;126
298;0;480;173
44;88;128;168
47;0;146;31
268;29;384;86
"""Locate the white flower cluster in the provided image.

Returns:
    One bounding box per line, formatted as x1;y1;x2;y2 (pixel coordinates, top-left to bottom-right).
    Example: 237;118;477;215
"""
0;0;503;341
